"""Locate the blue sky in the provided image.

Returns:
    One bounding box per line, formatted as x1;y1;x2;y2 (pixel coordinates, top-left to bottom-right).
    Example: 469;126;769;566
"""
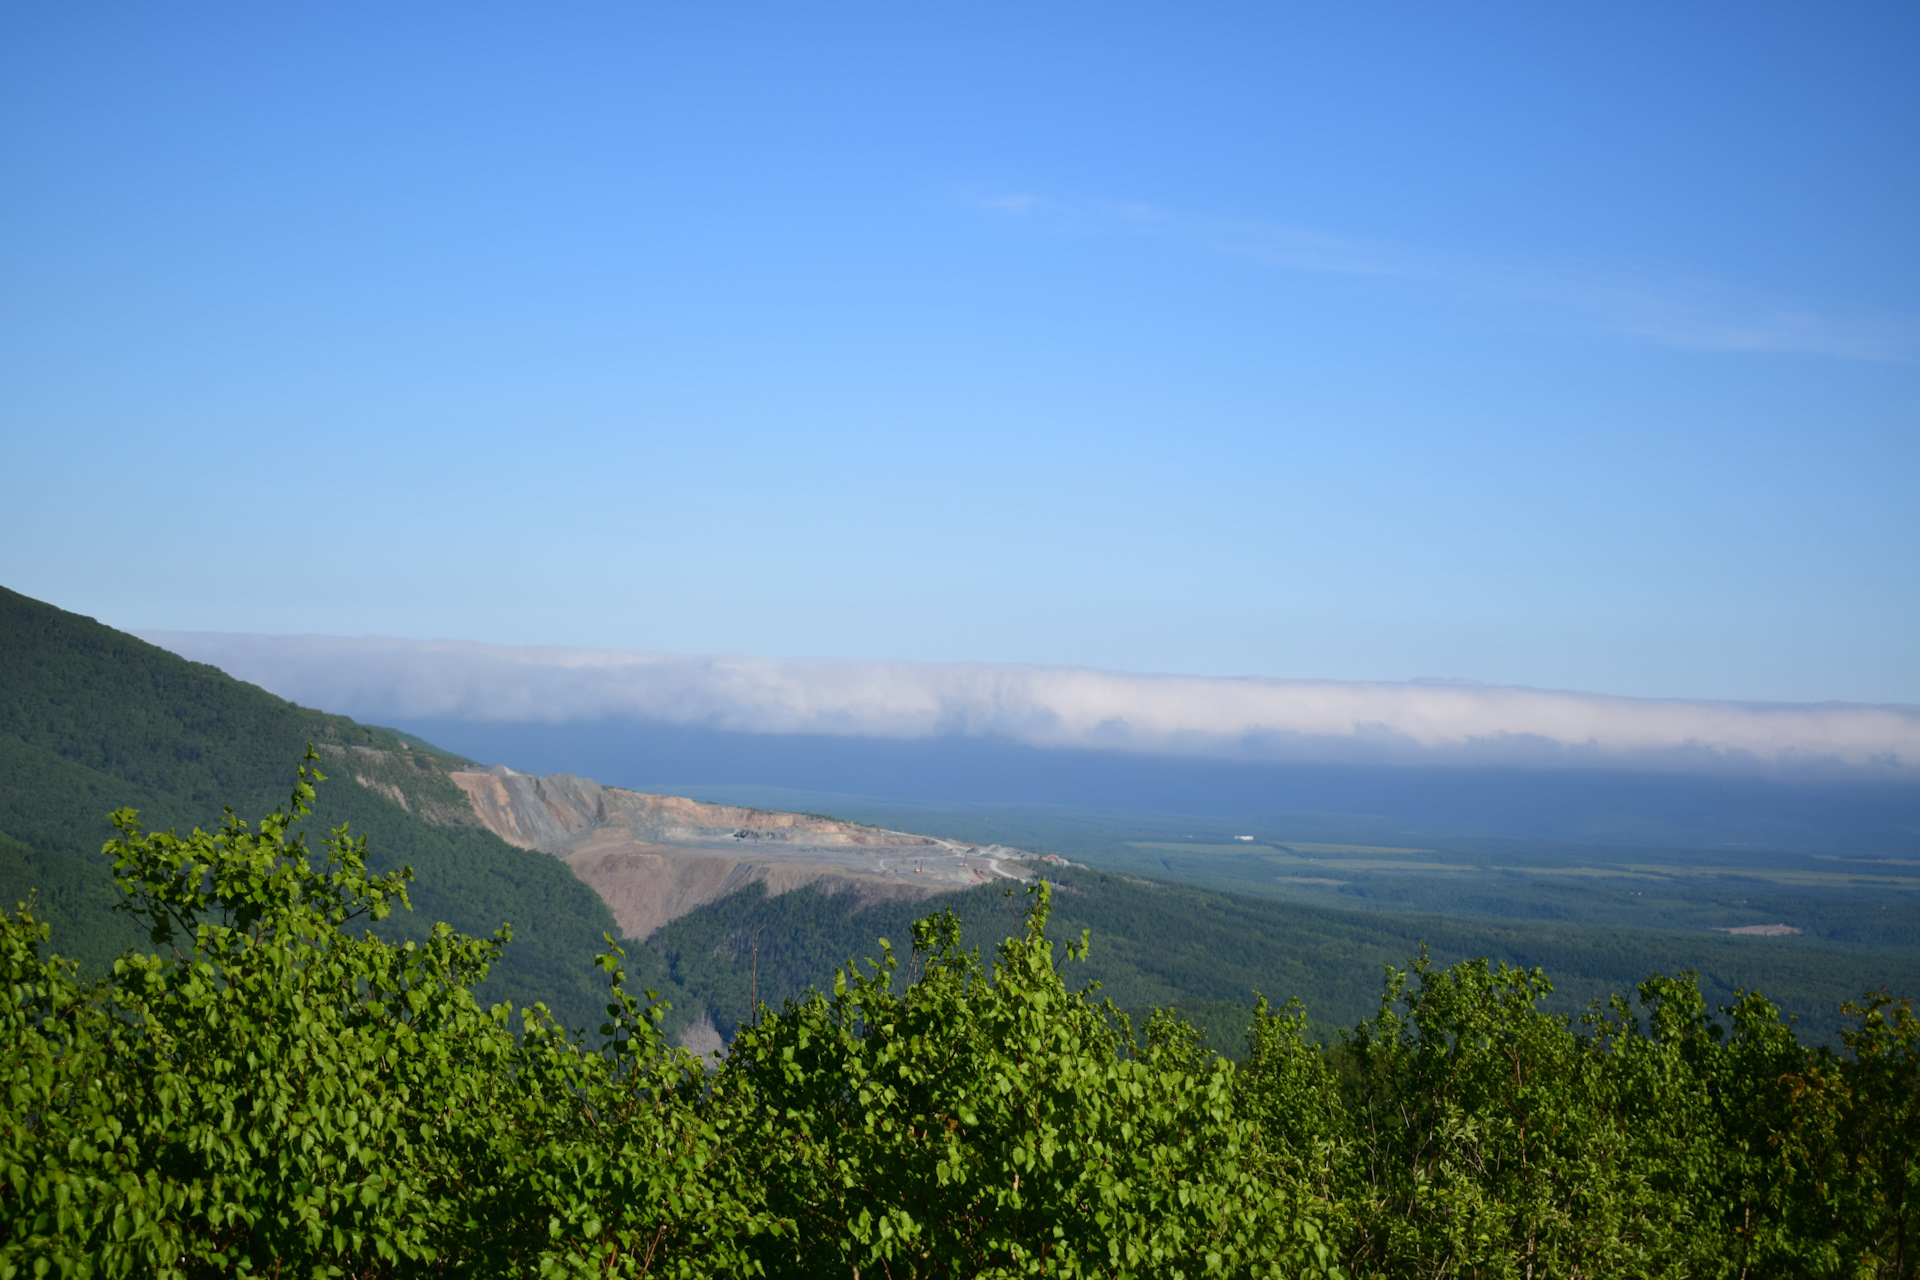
3;3;1916;703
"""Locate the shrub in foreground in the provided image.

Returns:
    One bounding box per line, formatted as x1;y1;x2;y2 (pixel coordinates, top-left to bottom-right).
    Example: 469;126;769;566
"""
2;755;1914;1277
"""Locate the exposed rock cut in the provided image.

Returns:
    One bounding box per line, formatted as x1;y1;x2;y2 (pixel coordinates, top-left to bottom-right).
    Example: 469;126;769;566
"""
449;767;1031;938
677;1012;726;1069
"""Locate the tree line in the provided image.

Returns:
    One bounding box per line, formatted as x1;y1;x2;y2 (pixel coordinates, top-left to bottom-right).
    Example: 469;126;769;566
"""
3;755;1914;1277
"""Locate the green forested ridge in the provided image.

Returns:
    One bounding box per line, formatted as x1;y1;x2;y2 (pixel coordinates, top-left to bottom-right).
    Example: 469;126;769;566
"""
0;585;620;1028
3;765;1914;1277
646;871;1920;1050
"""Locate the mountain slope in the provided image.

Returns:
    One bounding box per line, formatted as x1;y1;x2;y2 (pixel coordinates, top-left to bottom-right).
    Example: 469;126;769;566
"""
648;866;1920;1049
0;586;622;1029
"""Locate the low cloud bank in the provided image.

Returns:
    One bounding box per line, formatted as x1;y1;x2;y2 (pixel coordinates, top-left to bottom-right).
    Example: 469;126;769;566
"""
142;632;1920;778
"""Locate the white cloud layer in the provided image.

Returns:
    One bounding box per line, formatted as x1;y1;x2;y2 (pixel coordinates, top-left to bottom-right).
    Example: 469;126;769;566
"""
141;632;1920;779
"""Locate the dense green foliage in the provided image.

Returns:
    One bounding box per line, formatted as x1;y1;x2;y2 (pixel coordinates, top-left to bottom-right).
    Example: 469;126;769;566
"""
2;754;758;1276
717;912;1339;1277
1239;960;1918;1276
2;759;1339;1277
0;585;622;1029
5;760;1916;1277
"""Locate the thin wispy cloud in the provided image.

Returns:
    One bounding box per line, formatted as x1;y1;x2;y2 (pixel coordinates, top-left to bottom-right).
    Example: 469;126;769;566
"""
145;632;1920;778
972;194;1919;364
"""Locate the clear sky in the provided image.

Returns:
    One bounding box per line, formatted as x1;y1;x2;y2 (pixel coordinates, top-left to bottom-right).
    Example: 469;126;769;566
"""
3;3;1915;704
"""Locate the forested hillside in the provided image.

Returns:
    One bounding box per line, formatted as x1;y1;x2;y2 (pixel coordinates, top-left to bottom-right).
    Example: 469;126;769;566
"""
0;586;621;1029
646;868;1920;1050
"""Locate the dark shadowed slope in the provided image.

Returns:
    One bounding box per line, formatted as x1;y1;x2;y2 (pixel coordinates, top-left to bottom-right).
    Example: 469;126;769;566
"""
0;586;621;1030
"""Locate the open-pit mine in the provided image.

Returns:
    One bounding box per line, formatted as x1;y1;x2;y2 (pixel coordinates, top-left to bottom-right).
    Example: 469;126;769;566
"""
448;766;1035;937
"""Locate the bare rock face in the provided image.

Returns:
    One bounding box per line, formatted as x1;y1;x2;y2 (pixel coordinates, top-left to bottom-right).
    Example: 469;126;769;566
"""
449;767;1031;938
677;1012;727;1069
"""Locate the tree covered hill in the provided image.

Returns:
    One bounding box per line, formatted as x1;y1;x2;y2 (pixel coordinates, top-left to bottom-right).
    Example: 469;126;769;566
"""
0;585;621;1029
646;867;1920;1051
